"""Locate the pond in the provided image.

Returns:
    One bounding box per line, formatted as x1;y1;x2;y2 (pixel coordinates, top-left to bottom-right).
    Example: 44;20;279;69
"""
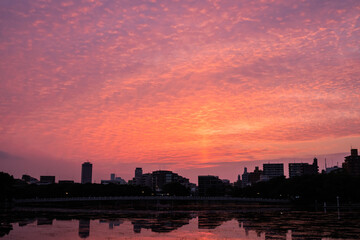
1;207;360;239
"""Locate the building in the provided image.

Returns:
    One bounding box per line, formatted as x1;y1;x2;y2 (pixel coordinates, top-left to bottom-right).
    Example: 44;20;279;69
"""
128;169;192;191
134;168;143;185
263;163;284;179
140;173;153;189
22;174;38;184
152;170;173;191
198;175;224;196
151;170;189;191
151;170;192;192
81;162;92;184
59;180;75;184
135;168;142;179
289;158;318;178
78;219;90;238
342;149;360;176
39;176;55;184
110;173;115;181
241;167;249;187
248;166;263;185
234;174;242;188
101;174;127;185
324;166;340;174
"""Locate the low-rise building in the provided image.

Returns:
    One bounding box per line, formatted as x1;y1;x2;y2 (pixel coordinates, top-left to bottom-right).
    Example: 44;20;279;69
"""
22;174;38;184
39;176;55;184
343;149;360;176
101;174;127;185
198;175;224;196
289;158;318;178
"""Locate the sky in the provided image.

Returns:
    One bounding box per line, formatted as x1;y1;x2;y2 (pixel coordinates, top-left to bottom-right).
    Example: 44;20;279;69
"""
0;0;359;183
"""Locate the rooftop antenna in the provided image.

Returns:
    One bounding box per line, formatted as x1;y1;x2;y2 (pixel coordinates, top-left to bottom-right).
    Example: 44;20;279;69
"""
325;158;327;169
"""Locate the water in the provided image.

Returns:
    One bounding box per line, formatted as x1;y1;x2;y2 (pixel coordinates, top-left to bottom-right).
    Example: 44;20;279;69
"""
1;208;360;239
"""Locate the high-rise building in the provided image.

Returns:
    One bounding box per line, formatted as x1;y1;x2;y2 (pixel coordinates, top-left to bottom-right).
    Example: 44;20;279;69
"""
135;168;143;178
263;163;284;179
343;149;360;176
81;162;92;184
134;168;143;185
241;167;249;187
289;158;318;178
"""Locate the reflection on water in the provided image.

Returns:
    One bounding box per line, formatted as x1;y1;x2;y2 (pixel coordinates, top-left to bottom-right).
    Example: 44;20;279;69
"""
1;208;360;239
79;219;90;238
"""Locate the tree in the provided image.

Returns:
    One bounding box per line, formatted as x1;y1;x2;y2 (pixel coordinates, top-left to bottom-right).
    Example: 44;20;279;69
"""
163;182;190;196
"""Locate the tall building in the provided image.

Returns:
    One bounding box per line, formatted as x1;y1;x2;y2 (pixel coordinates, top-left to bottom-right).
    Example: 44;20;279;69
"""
81;162;92;184
198;175;224;196
263;163;284;179
343;149;360;176
241;167;249;187
289;158;318;178
135;168;143;178
134;168;143;185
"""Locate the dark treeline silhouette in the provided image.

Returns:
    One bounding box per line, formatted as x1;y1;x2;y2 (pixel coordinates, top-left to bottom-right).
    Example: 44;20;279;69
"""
1;170;360;203
0;172;15;202
162;182;191;196
12;183;153;199
232;170;360;203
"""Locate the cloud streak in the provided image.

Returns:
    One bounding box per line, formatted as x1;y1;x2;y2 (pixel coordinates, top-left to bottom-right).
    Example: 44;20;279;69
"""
0;0;359;182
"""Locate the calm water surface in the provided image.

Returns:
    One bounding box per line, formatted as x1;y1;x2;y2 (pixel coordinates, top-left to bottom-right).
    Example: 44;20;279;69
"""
1;208;360;239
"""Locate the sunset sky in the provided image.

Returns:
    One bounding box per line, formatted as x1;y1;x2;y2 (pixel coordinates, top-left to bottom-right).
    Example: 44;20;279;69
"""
1;0;359;183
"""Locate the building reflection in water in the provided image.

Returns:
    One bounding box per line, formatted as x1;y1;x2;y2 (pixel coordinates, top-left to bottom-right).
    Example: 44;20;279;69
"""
99;219;124;229
18;219;36;227
198;212;232;229
78;219;90;238
37;218;53;225
236;212;330;240
3;210;359;239
132;212;194;233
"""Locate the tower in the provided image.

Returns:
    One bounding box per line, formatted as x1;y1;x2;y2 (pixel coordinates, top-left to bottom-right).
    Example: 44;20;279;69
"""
81;162;92;184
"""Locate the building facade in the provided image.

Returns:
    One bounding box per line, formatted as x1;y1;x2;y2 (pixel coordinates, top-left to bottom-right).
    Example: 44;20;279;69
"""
241;167;249;187
289;158;318;178
81;162;92;184
248;166;263;185
342;149;360;176
263;163;284;179
198;175;224;196
39;175;55;184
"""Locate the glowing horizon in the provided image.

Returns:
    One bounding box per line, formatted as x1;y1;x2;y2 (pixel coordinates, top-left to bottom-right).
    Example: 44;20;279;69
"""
0;0;359;183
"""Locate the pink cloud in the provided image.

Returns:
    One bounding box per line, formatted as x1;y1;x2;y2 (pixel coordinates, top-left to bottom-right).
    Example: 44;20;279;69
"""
0;0;359;182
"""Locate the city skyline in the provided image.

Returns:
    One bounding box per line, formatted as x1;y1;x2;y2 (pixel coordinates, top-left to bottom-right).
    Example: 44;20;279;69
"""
1;0;360;184
17;151;347;184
